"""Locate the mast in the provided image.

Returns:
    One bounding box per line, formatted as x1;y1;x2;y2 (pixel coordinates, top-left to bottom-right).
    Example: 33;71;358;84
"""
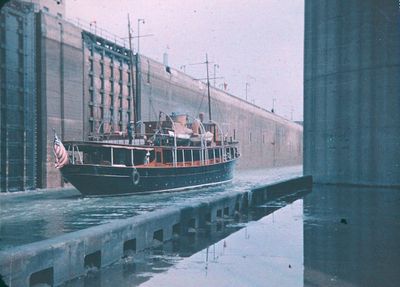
206;53;212;121
127;14;137;130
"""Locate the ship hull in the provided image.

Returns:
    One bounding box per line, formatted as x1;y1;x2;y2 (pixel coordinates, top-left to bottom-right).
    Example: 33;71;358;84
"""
61;159;237;196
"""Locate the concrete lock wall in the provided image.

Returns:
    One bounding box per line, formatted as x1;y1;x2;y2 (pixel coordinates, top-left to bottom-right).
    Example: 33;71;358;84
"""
140;55;303;170
304;0;400;186
36;11;84;188
0;176;312;286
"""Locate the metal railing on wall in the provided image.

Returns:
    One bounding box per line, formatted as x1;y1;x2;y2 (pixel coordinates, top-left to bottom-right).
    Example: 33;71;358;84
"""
66;17;127;48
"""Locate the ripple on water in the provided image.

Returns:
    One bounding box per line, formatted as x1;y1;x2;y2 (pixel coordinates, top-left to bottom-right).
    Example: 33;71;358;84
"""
0;166;302;250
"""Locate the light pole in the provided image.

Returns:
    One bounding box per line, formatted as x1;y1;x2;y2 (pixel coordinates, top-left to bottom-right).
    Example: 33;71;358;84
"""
206;54;212;121
127;14;136;127
245;82;250;101
137;18;145;54
89;20;97;35
245;75;256;102
213;64;219;87
272;98;276;113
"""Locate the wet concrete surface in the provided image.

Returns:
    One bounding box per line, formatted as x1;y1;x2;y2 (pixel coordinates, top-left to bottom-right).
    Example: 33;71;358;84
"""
62;183;399;287
0;166;302;250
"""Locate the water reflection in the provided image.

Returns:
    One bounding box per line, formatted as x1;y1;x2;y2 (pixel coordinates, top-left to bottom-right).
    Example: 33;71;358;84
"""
65;188;309;287
303;184;400;287
65;184;400;287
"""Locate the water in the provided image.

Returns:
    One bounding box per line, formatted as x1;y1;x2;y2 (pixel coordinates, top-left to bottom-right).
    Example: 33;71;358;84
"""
64;183;399;287
138;200;305;287
64;191;306;287
303;184;400;287
0;166;302;250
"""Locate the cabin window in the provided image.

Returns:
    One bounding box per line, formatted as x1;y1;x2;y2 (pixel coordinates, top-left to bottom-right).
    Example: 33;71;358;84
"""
156;152;162;163
112;148;127;165
191;149;200;162
177;150;183;162
133;150;146;165
208;149;214;160
184;150;192;164
163;150;173;163
88;147;111;165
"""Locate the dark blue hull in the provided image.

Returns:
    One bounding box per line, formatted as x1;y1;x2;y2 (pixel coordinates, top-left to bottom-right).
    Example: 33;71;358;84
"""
61;159;237;196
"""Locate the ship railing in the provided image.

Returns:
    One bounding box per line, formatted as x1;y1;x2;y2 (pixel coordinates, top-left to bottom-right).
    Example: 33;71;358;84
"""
208;120;227;162
186;115;207;166
158;112;210;167
159;111;178;167
160;145;234;167
67;144;83;165
66;17;127;48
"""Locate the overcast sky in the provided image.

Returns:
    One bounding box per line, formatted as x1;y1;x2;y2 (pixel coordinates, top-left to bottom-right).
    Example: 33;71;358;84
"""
67;0;304;121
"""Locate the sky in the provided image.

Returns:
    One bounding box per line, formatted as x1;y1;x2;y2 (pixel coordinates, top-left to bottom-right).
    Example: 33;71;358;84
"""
66;0;304;121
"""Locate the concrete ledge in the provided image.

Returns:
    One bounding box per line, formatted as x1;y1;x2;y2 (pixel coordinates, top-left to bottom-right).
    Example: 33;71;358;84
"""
0;176;312;287
251;175;313;204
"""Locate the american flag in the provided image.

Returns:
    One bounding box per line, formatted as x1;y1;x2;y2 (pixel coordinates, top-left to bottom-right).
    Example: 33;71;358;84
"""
53;132;69;169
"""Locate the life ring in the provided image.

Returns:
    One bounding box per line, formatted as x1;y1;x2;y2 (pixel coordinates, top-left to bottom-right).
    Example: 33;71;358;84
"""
131;169;140;185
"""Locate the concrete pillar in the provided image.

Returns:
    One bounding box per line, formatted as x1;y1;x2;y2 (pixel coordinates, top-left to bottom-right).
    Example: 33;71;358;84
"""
304;0;400;186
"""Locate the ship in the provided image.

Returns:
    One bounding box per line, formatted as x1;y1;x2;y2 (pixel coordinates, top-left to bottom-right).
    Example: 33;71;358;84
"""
53;112;240;196
53;36;239;196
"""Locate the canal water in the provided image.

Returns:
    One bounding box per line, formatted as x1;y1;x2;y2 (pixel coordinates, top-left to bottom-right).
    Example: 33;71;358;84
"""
64;189;307;287
65;183;399;287
0;166;301;250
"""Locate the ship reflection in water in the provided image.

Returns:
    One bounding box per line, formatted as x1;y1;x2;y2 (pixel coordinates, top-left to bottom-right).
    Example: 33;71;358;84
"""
67;185;400;287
